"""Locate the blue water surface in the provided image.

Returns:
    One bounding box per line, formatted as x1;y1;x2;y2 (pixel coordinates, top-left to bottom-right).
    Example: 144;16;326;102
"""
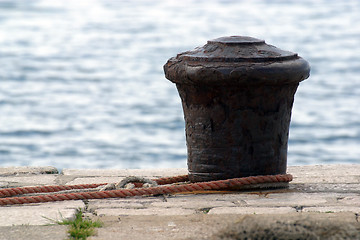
0;0;359;169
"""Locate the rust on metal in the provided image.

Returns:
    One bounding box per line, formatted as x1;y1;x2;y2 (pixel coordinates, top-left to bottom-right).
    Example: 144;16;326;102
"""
164;36;310;183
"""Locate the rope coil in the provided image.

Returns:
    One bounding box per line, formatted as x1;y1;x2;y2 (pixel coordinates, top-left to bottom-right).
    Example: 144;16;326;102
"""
0;174;292;206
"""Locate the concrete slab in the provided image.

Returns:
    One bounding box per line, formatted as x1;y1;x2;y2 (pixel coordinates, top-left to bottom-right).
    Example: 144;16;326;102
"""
0;166;58;176
243;192;329;207
208;206;296;214
150;197;236;209
337;195;360;206
87;197;165;210
89;212;360;240
291;175;360;184
288;164;360;176
0;175;58;187
0;225;68;240
0;201;84;226
303;206;360;213
288;164;360;184
211;212;360;240
291;183;360;193
88;199;146;210
96;207;196;216
88;214;242;240
65;176;125;185
62;168;188;177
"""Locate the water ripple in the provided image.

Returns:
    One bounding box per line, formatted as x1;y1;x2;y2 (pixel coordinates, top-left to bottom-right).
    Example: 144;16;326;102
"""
0;0;359;169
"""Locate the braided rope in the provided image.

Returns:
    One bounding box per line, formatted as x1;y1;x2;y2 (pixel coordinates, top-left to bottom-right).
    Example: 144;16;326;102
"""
155;175;189;185
0;174;292;206
0;184;105;198
0;175;190;198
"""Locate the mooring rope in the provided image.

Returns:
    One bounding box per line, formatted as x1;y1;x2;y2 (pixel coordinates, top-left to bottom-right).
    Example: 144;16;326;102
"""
0;174;292;206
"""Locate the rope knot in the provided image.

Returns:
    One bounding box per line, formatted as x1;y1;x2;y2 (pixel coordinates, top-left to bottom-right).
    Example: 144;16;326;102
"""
98;176;158;191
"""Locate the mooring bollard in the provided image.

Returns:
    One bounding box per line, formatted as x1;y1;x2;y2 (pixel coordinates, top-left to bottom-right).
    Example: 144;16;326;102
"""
164;36;310;182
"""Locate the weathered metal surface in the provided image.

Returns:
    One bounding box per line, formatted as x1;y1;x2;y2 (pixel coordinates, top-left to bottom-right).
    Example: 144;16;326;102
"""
164;36;310;182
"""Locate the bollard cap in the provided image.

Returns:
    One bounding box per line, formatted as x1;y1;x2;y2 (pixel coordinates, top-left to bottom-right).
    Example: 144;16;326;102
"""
164;36;310;85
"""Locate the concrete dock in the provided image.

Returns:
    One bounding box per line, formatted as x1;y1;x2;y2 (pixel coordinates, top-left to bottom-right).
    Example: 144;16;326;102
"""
0;164;359;239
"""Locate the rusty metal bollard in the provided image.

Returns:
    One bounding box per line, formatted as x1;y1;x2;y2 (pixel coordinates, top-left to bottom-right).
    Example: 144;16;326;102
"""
164;36;310;182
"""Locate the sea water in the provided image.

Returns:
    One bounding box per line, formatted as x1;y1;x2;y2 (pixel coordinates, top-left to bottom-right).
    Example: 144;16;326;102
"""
0;0;359;170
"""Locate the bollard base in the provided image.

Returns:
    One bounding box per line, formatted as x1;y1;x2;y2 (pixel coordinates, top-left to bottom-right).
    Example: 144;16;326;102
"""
179;83;299;183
